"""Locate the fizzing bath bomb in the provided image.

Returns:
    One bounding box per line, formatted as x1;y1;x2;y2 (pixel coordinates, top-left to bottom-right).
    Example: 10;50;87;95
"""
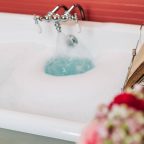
44;56;94;76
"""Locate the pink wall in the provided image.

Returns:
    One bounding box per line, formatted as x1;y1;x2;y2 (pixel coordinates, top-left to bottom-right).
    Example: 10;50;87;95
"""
0;0;144;24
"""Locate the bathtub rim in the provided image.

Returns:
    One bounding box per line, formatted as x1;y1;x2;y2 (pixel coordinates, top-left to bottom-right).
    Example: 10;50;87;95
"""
0;108;85;142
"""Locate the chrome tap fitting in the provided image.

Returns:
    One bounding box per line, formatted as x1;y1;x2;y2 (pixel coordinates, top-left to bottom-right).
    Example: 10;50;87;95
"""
61;4;86;22
47;5;68;32
44;5;68;22
34;4;85;33
54;21;62;32
34;15;44;33
34;15;44;24
51;5;68;14
52;14;62;32
34;5;68;23
34;5;68;32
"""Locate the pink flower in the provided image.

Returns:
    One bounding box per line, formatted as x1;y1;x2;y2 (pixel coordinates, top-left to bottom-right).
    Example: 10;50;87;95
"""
79;120;103;144
79;91;144;144
126;118;142;134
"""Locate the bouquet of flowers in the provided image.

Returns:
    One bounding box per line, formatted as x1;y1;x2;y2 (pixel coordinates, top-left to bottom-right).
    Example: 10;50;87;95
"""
80;85;144;144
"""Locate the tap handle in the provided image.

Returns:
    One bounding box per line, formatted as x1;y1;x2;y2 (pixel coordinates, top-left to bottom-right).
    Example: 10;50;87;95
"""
66;4;86;21
51;5;68;14
65;5;75;15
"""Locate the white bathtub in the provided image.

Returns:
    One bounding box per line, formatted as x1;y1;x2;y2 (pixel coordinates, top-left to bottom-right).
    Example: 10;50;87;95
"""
0;13;143;142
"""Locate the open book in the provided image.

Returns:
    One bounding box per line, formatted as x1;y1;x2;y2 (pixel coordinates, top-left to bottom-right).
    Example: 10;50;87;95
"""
124;44;144;89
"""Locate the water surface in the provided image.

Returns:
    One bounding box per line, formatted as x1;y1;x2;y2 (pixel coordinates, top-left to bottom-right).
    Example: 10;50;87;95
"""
45;56;94;76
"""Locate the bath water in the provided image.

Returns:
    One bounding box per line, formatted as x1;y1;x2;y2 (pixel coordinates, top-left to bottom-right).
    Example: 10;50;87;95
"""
45;56;94;76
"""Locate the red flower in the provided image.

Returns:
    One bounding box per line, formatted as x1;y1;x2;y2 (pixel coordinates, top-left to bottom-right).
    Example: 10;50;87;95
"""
109;93;144;111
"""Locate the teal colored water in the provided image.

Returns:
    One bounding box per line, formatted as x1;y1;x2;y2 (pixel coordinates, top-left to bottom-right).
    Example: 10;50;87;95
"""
45;56;94;76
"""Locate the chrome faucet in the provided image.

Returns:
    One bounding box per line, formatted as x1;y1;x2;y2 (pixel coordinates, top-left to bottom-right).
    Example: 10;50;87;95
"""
34;5;68;33
44;5;68;22
61;4;86;22
34;4;86;33
34;5;68;22
46;5;68;32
